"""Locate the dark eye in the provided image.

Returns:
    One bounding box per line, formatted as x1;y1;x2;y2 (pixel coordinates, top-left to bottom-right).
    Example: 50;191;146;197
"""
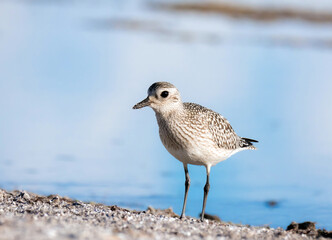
160;91;169;98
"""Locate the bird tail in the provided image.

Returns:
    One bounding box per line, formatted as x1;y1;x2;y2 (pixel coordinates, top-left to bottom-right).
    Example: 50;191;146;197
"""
240;137;258;150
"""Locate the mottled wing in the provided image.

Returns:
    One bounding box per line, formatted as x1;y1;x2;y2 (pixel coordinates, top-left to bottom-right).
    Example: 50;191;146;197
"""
183;103;240;150
207;111;240;150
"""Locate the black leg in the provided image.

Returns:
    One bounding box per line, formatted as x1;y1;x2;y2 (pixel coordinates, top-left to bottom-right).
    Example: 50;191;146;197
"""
200;165;211;221
180;164;190;219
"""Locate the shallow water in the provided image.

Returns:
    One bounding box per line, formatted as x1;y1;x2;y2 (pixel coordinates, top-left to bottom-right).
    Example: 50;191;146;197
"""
1;0;332;230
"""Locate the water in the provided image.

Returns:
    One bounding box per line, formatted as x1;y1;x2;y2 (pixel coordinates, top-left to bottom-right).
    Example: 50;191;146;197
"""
1;0;332;230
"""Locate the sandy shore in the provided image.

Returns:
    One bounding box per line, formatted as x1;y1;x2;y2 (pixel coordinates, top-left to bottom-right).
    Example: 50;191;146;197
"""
0;189;330;240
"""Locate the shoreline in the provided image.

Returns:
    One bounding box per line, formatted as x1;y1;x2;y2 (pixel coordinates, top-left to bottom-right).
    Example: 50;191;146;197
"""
0;189;330;239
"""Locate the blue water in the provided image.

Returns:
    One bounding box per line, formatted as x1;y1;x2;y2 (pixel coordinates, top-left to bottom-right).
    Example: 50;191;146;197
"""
1;0;332;230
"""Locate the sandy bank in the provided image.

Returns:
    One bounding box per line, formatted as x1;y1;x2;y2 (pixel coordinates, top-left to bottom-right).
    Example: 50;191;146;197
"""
0;189;329;240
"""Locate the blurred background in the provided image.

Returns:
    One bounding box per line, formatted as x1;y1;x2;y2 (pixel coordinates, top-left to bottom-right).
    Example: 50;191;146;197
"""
1;0;332;230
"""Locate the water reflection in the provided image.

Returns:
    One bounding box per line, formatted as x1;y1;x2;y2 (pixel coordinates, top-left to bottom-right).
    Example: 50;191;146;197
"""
0;0;332;230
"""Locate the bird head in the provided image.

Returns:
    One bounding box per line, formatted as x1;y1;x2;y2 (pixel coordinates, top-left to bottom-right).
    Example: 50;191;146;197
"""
133;82;182;115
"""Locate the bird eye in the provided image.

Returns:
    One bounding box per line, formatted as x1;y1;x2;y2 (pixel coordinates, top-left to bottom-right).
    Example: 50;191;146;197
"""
160;91;169;98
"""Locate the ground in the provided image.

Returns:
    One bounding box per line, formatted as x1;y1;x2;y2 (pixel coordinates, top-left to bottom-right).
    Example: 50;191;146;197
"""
0;189;329;240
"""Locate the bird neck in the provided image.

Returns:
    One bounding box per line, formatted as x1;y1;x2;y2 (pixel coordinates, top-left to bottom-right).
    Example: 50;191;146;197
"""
154;102;184;120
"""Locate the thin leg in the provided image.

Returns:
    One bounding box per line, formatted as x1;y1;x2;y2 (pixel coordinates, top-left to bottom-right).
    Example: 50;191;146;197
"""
200;165;211;221
180;163;190;219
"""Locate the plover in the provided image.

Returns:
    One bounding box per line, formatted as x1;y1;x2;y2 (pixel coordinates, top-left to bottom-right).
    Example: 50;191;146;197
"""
133;82;257;220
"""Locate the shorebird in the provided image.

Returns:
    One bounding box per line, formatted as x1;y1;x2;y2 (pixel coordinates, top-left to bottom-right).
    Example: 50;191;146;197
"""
133;82;257;220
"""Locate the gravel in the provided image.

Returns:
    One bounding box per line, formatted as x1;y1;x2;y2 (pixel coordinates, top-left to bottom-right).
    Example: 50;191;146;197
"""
0;189;326;240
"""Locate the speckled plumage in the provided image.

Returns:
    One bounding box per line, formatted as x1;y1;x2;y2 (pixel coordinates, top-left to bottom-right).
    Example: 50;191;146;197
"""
133;81;257;220
183;102;242;150
155;101;256;167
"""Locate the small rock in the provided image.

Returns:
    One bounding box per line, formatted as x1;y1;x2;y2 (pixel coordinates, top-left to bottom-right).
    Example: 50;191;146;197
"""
146;206;179;218
51;196;60;204
286;222;299;231
286;221;318;237
110;205;121;211
265;200;278;207
317;229;332;238
298;221;316;231
14;191;31;202
72;201;83;206
287;221;316;232
200;213;222;222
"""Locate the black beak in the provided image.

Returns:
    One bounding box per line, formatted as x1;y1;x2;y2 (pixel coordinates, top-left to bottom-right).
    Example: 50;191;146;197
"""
133;97;150;109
